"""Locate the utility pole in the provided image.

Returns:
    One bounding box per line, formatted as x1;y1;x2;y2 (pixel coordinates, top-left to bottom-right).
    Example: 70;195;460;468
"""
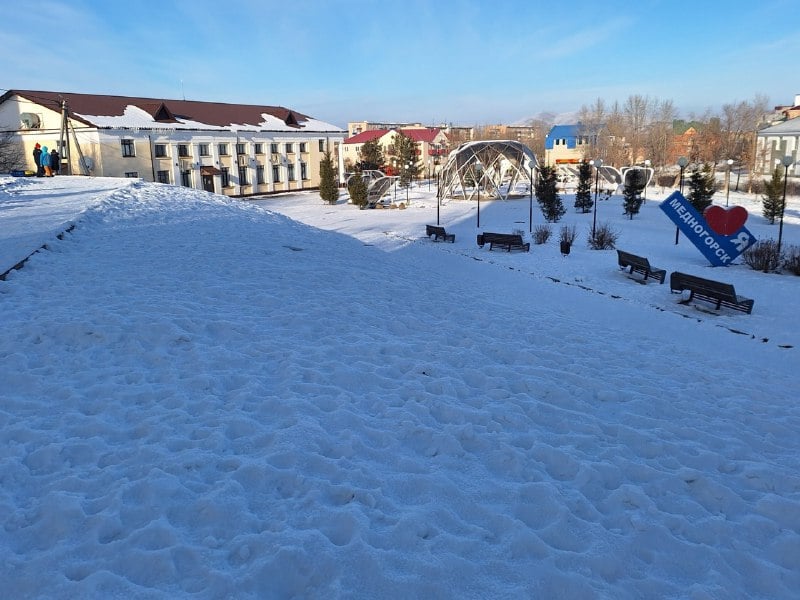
59;100;71;175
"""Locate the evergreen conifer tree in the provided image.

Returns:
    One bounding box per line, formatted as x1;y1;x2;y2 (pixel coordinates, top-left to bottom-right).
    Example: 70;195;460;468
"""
622;168;646;219
358;139;385;171
392;133;418;187
761;165;784;224
348;171;368;208
535;166;565;222
687;162;716;212
574;161;593;213
318;149;338;205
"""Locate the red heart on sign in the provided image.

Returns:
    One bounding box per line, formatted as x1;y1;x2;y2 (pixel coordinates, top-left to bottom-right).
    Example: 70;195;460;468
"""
703;205;749;236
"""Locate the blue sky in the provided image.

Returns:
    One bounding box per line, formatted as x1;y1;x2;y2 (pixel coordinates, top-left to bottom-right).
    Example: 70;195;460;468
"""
1;0;796;128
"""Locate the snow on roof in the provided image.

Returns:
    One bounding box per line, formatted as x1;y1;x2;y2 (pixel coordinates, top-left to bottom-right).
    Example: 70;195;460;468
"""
758;116;800;136
3;89;344;133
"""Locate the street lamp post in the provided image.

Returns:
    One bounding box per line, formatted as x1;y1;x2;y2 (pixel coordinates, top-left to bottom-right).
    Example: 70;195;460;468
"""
644;159;651;203
676;156;688;245
406;161;411;205
725;158;733;206
436;172;440;225
529;162;534;234
428;160;432;191
777;155;793;265
591;158;603;241
475;161;482;228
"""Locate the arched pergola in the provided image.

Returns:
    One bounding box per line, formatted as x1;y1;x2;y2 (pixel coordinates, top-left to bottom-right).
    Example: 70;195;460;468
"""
439;140;538;200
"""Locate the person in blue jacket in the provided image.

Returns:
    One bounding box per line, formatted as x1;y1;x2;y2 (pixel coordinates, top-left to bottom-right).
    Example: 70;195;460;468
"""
40;146;52;177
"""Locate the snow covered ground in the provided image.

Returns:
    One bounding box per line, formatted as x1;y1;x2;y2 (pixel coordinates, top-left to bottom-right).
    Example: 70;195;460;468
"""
1;175;798;599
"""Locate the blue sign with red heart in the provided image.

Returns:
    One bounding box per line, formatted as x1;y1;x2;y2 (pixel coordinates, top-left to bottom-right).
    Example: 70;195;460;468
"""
660;191;757;266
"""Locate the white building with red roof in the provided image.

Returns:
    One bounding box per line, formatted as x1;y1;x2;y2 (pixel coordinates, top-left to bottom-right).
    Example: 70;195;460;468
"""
1;90;345;196
341;127;448;177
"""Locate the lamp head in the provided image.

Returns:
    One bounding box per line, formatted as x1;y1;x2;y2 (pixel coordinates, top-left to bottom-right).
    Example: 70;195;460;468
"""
727;158;734;166
781;155;793;168
677;157;688;168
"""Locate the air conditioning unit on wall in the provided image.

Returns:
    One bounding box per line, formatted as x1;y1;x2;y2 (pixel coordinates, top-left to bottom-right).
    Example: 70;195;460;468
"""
20;113;41;129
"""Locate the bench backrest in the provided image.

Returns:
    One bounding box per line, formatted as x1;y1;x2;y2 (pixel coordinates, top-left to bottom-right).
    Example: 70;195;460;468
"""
617;249;650;269
670;272;738;302
426;224;446;235
483;232;523;244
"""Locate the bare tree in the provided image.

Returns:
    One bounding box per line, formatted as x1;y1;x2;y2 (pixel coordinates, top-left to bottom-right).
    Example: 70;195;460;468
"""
645;99;677;170
0;130;25;173
577;98;607;160
623;95;651;164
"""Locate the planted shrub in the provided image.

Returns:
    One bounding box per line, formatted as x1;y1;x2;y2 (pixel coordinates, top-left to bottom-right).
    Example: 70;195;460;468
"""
742;239;781;272
559;224;577;245
532;224;552;245
587;221;619;250
782;244;800;275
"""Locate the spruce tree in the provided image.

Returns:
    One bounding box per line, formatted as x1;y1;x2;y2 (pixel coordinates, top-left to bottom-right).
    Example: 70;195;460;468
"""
318;149;338;205
358;139;385;171
535;166;565;223
761;165;784;224
574;161;593;213
687;162;716;212
622;168;646;219
348;171;368;208
391;133;418;187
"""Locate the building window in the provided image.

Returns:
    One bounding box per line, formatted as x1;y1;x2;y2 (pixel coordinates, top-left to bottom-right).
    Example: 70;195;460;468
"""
288;163;295;181
121;139;135;157
181;170;192;187
319;139;325;152
272;165;280;183
257;165;265;184
238;165;249;186
299;142;307;153
178;144;190;158
236;142;246;155
124;171;139;178
286;143;294;154
300;162;308;180
255;143;264;155
156;170;170;184
221;167;230;187
218;143;229;156
271;143;279;154
154;143;168;158
199;143;210;156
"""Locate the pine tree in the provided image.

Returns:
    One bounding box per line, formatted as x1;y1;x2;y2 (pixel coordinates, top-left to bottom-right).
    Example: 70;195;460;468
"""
687;162;715;212
391;132;418;187
348;171;368;208
535;166;565;223
622;168;646;219
318;149;338;205
358;139;385;171
574;161;593;213
761;165;784;224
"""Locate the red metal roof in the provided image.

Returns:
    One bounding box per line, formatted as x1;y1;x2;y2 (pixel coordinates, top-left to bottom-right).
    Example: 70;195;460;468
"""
400;128;443;143
2;89;321;130
343;129;389;144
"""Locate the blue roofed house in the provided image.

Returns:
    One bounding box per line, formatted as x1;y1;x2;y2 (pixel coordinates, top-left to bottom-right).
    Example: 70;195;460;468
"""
544;124;597;166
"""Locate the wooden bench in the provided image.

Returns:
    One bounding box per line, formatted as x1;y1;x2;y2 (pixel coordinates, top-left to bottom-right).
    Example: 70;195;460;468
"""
617;249;666;284
669;271;754;314
426;224;455;243
477;232;530;252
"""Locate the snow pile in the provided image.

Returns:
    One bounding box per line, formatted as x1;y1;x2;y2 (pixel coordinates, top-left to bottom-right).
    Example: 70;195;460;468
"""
0;176;798;598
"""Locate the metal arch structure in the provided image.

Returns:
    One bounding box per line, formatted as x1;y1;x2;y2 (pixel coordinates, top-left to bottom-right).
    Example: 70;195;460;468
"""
439;140;538;201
